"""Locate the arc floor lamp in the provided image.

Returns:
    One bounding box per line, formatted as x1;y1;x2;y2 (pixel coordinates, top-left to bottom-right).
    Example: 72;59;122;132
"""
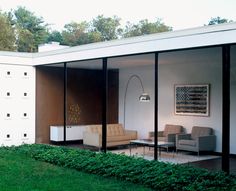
123;74;150;129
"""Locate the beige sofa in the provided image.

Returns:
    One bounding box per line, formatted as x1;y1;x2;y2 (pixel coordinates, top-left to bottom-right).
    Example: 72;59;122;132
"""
83;124;137;149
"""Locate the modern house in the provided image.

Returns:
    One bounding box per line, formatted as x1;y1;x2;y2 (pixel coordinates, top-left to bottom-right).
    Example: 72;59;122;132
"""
0;22;236;172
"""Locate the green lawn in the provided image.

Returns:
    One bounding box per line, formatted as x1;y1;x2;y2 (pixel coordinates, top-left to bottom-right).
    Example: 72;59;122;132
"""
0;149;152;191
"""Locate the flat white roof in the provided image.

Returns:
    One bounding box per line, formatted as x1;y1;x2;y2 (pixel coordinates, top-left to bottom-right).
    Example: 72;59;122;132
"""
1;22;236;66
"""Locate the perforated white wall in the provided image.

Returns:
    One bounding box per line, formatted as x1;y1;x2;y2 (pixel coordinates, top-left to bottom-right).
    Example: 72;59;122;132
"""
0;64;35;146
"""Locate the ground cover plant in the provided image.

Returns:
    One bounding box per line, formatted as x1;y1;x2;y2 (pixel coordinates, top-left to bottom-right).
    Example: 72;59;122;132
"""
0;147;151;191
3;144;236;191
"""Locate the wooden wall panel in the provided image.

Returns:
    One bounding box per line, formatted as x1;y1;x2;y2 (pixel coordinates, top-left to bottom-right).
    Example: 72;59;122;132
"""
36;66;64;143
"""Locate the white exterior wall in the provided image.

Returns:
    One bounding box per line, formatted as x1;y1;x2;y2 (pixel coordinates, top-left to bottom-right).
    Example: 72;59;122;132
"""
0;64;35;146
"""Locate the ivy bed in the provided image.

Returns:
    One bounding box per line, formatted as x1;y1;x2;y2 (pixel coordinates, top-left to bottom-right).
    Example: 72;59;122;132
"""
5;144;236;191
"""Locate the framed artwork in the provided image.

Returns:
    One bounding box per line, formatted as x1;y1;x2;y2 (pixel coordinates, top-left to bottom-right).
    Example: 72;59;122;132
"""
175;84;210;116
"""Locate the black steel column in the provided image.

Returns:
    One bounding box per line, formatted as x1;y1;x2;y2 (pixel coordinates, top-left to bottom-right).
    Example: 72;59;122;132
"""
102;58;108;152
63;62;67;144
222;45;231;173
154;52;159;160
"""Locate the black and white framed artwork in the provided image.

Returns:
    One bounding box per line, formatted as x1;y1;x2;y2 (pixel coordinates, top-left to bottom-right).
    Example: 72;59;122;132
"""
175;84;210;116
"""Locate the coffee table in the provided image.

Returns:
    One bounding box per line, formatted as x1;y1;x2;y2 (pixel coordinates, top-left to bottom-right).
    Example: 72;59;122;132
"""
129;139;174;156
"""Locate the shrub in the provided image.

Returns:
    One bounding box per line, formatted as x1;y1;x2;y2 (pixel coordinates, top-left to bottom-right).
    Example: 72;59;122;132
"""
6;144;236;191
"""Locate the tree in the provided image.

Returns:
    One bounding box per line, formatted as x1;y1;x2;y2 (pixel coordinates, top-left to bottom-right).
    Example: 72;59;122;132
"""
87;31;102;43
92;15;122;41
0;11;16;51
61;16;123;46
17;28;34;52
47;30;63;44
207;16;233;25
62;21;92;46
123;19;172;38
12;7;48;52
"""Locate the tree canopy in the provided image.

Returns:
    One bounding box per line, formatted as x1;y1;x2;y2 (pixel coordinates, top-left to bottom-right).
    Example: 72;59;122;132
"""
61;21;92;46
0;7;234;53
123;19;172;38
92;15;122;41
60;16;172;46
0;7;174;52
0;11;16;51
47;30;63;44
12;6;48;52
60;15;122;46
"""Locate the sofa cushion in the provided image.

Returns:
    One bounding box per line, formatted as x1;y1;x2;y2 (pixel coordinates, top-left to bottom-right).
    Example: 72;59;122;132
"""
179;139;197;147
87;124;125;136
191;126;212;140
163;124;183;137
88;125;102;134
107;124;125;136
107;134;133;142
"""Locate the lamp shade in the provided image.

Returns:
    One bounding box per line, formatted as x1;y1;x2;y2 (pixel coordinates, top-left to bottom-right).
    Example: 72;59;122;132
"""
139;93;150;102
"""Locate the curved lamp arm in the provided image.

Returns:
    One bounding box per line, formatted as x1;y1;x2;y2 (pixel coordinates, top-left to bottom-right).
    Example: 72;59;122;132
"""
123;74;150;129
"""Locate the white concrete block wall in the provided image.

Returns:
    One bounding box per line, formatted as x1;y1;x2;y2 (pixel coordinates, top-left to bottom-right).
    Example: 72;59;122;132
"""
0;64;35;146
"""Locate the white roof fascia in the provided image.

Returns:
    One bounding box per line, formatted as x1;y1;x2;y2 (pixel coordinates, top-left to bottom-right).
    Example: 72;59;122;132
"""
1;22;236;66
0;51;33;66
32;22;236;65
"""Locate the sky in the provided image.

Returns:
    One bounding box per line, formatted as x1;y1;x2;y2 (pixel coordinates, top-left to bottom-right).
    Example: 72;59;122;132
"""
0;0;236;31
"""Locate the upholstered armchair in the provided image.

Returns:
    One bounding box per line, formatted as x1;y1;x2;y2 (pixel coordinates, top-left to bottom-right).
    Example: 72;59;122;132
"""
176;126;216;155
149;124;183;145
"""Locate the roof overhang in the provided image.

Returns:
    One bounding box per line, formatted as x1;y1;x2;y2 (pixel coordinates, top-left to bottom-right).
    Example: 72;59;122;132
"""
1;22;236;66
0;51;33;66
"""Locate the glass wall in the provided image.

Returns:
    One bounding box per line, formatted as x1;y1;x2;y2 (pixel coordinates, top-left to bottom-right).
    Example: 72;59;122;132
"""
36;46;227;166
66;59;103;148
36;60;106;149
230;45;236;174
66;60;102;149
158;47;222;164
107;54;155;159
36;45;236;172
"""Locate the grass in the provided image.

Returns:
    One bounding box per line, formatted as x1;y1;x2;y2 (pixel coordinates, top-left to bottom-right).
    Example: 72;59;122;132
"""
0;149;152;191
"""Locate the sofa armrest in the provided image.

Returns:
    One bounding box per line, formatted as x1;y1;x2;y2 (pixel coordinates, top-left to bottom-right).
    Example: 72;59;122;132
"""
83;132;101;147
124;130;138;139
176;134;191;148
167;134;177;143
198;135;216;151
